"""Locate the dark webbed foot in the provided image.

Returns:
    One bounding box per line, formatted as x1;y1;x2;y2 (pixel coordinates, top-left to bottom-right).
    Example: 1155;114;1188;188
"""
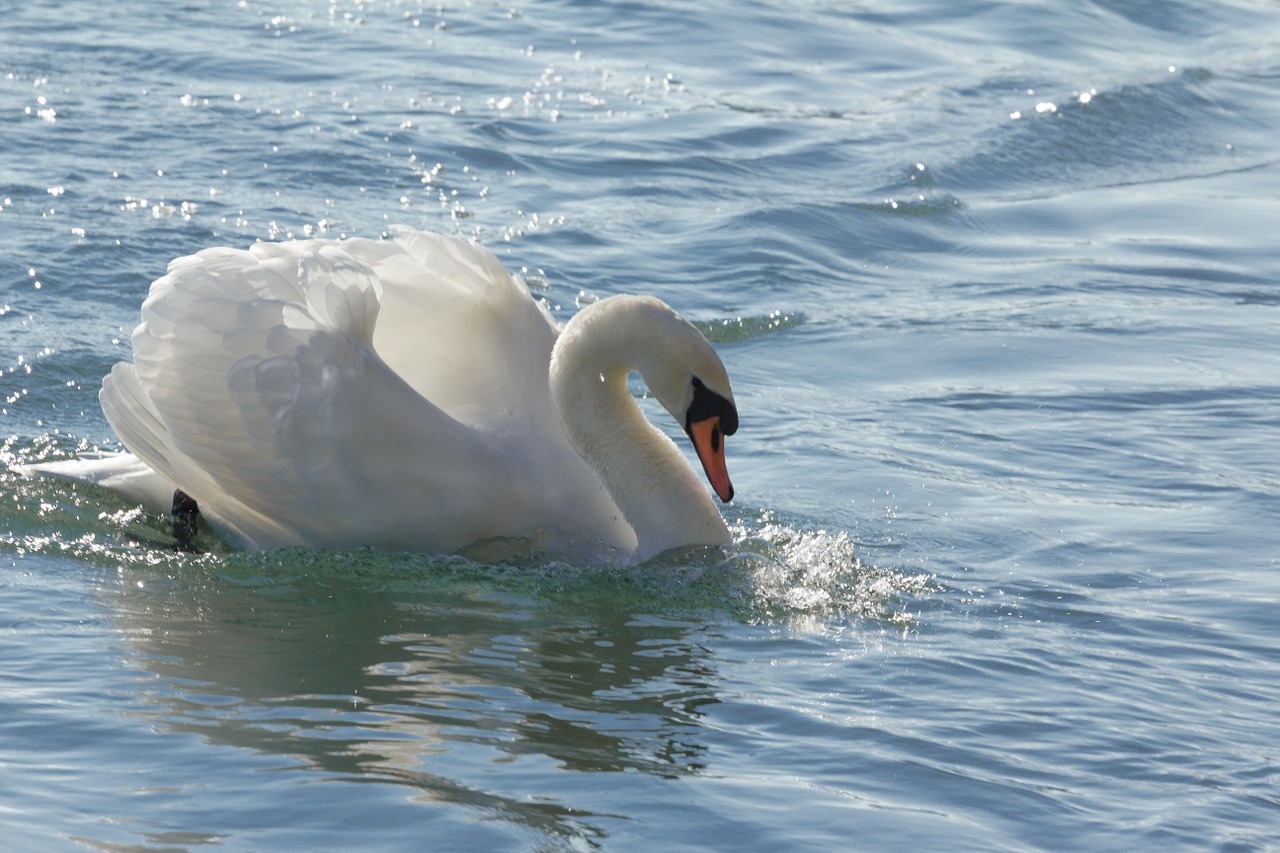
171;489;200;552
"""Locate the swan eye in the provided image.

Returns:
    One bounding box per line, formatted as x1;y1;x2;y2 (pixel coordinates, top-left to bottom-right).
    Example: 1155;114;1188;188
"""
686;376;738;436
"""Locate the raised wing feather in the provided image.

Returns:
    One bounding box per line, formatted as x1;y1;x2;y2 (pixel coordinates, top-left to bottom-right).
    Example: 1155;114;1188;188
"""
100;231;634;554
348;228;564;433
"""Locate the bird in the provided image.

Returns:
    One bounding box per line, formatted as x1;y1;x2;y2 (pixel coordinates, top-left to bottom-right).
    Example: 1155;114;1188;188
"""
24;228;739;563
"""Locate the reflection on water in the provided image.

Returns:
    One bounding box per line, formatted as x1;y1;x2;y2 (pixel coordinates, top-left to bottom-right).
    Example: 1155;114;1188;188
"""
100;553;721;842
3;450;930;846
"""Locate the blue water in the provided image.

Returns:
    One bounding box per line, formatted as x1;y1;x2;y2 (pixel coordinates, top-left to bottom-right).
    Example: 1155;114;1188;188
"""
4;0;1280;850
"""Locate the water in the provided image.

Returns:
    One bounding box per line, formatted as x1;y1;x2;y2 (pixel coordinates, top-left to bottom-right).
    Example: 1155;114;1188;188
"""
3;0;1279;849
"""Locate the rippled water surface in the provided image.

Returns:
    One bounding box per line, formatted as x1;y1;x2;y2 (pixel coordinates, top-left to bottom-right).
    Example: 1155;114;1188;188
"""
3;1;1280;850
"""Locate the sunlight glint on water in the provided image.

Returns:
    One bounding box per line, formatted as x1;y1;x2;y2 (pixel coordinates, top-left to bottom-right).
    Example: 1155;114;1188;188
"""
3;0;1280;850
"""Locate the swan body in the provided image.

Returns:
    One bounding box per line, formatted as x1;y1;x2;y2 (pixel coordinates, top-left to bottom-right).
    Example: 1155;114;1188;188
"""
24;228;739;563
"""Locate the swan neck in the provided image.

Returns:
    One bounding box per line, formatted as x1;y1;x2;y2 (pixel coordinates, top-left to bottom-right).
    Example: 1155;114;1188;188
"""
550;297;730;560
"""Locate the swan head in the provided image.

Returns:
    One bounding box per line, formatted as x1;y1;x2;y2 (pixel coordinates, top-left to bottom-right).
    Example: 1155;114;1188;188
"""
681;374;738;502
552;294;740;506
629;299;739;504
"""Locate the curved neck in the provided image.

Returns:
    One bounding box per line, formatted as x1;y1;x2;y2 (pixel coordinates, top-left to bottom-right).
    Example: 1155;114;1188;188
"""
550;297;730;561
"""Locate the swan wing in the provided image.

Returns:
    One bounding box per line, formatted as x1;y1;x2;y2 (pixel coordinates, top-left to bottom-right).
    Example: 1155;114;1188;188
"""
343;228;565;436
101;233;633;554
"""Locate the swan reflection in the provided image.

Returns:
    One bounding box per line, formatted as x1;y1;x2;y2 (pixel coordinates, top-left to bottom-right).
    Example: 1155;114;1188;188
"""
100;553;721;841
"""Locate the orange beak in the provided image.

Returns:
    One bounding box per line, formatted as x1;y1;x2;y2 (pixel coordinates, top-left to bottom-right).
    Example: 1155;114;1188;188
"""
688;416;734;503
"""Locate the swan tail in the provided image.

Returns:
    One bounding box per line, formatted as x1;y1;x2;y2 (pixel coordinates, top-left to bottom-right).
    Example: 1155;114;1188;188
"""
12;450;177;512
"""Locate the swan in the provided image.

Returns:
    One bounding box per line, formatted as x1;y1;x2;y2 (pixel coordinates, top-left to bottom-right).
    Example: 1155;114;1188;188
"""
23;228;739;563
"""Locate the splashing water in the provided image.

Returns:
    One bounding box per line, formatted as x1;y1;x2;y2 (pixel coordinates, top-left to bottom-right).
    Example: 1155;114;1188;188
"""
728;514;934;625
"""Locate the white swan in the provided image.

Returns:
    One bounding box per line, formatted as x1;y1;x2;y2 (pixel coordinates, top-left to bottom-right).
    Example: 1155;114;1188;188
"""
25;228;739;563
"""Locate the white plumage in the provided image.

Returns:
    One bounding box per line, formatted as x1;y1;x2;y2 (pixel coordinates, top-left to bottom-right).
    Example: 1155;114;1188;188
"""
26;228;739;563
